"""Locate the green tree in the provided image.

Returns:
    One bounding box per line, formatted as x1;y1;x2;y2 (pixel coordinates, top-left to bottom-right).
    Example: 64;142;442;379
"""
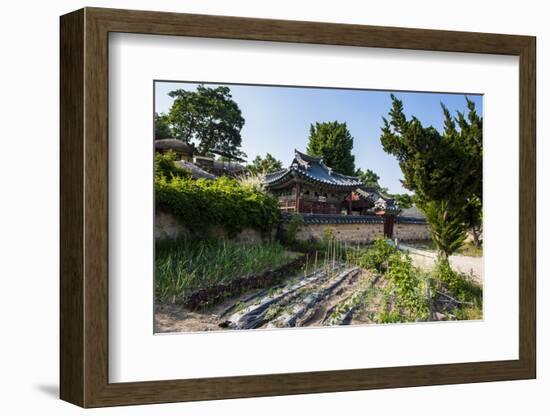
445;99;483;247
393;193;414;210
154;150;191;181
355;168;380;187
154;112;172;139
462;195;483;247
167;85;246;159
306;121;355;175
422;200;467;260
247;153;283;175
380;94;482;258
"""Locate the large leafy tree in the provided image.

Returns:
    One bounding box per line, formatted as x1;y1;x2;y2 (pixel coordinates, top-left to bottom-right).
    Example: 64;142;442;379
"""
306;121;355;176
392;193;414;210
154;112;172;139
380;94;483;258
355;168;380;187
167;85;246;159
247;153;283;175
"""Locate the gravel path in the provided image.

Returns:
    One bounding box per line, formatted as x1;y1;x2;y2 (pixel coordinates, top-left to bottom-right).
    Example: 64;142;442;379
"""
399;244;483;282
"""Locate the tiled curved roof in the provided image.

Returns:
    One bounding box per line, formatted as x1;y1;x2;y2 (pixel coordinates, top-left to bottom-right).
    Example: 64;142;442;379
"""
174;160;217;180
281;212;384;224
155;138;195;154
280;212;427;225
395;216;428;224
355;187;400;214
399;204;426;219
265;150;363;190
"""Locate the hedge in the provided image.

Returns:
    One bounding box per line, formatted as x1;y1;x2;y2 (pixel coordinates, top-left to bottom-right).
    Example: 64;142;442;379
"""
155;173;280;235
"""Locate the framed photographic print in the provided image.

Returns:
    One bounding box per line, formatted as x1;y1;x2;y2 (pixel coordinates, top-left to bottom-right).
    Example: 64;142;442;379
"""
60;7;536;408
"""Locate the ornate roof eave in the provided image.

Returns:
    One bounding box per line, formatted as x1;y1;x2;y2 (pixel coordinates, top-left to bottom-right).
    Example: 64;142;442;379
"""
293;150;362;181
265;167;360;191
281;212;384;225
356;186;398;204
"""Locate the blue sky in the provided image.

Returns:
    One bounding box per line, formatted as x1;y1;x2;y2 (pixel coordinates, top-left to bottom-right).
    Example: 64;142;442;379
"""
155;81;483;194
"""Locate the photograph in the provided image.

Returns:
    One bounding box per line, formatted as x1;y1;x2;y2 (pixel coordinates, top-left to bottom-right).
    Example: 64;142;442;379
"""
153;81;484;333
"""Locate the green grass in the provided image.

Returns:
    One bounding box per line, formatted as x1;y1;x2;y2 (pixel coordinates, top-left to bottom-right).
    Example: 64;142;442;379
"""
378;310;404;324
287;238;370;271
432;258;483;320
366;239;482;323
456;241;483;257
155;239;295;303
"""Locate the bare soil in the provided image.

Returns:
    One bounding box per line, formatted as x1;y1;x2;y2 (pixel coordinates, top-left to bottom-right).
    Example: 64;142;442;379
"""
155;265;383;333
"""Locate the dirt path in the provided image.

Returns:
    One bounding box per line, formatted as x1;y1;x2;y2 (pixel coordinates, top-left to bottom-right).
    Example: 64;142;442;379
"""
399;244;483;282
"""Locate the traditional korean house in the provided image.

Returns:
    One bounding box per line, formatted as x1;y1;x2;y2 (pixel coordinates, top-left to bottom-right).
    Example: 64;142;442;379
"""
264;150;361;214
154;138;196;161
193;155;246;178
174;160;217;180
155;138;246;178
265;150;402;237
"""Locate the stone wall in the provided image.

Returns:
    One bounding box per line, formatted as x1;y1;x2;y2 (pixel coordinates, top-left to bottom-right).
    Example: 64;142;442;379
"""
394;222;431;241
155;210;274;244
288;219;430;244
156;210;431;245
294;223;384;244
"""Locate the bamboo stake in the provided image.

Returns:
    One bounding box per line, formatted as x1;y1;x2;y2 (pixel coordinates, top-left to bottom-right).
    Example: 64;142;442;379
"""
332;237;336;273
314;250;318;272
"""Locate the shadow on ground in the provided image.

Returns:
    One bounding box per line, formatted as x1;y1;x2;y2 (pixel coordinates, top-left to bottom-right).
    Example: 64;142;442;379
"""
35;384;58;399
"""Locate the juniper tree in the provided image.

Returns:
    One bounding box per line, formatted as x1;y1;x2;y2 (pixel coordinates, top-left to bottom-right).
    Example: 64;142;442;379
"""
380;94;483;258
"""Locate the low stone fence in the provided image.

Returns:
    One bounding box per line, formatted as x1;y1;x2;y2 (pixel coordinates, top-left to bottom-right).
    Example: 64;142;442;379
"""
156;210;431;245
394;217;432;241
295;222;384;244
282;213;430;244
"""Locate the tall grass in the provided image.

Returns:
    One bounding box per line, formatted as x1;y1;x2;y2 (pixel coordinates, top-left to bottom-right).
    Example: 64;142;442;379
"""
236;172;266;192
156;239;294;303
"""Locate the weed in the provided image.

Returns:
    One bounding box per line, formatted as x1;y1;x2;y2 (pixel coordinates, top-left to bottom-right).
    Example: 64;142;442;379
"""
155;239;294;303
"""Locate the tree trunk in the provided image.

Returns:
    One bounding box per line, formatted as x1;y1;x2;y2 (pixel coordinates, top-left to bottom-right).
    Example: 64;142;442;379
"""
471;228;482;247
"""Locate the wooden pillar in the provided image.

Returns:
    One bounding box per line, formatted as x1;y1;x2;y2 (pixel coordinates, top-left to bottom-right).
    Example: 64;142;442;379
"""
347;192;352;215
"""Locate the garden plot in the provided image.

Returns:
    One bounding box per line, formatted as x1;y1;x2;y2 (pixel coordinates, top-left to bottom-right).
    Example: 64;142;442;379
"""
324;276;385;326
264;267;360;329
154;263;382;333
225;267;336;330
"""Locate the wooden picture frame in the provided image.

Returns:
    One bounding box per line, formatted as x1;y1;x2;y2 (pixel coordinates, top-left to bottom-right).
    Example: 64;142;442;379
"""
60;7;536;408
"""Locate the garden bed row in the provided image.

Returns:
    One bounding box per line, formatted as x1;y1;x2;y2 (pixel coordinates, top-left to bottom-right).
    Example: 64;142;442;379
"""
179;254;306;310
